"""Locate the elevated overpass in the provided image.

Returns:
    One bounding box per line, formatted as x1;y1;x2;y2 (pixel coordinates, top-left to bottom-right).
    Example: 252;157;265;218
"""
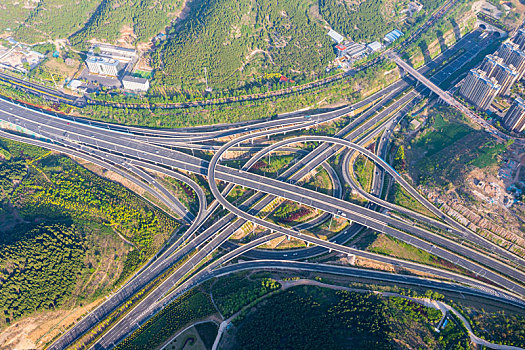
388;52;525;145
389;52;482;121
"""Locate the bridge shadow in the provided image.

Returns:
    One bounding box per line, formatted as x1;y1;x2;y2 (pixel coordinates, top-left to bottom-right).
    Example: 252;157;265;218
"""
450;17;462;43
436;30;448;55
418;40;432;64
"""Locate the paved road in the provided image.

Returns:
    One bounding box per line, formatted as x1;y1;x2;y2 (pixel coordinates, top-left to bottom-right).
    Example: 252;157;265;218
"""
390;52;525;146
4;95;525;290
1;25;523;350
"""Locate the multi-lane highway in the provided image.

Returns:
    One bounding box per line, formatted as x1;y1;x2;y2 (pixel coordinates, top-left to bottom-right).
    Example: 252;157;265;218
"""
1;20;524;350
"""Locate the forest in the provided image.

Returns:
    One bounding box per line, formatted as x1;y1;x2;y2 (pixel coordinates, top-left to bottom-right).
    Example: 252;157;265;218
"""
152;0;334;91
0;225;85;323
231;286;468;349
0;137;178;325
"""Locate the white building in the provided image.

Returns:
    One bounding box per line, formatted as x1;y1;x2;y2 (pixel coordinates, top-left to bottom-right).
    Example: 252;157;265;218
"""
367;41;382;53
86;55;120;76
91;44;136;64
122;75;150;92
327;29;344;44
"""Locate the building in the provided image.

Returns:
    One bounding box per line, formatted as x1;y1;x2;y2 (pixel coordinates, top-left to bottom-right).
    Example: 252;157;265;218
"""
327;29;344;44
459;69;501;110
497;41;525;79
512;28;525;51
480;55;518;95
336;42;367;59
503;97;525;132
91;44;136;64
122;75;150;92
367;41;382;53
86;55;120;77
384;29;404;45
85;44;138;77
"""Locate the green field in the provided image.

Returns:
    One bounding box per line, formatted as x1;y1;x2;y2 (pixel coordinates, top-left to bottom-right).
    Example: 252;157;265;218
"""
367;233;468;275
407;106;509;186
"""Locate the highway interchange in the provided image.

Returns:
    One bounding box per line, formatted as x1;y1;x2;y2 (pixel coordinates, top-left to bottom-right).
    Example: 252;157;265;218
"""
1;19;525;350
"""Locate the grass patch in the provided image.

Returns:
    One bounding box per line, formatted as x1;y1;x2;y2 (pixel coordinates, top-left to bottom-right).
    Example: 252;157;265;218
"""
407;106;510;187
353;155;374;192
389;183;438;219
367;233;467;275
413;113;472;158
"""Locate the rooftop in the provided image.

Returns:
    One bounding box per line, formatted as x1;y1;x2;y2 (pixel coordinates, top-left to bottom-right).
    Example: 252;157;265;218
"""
122;75;149;84
327;29;344;43
86;55;119;66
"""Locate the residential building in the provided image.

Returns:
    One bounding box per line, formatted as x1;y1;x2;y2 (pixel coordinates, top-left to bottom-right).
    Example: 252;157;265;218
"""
503;97;525;132
459;69;501;110
512;28;525;51
122;75;150;92
480;55;518;95
497;41;525;79
86;55;120;77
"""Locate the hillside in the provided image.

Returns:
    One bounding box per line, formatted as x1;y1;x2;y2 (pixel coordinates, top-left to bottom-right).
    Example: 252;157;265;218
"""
5;0;185;45
0;137;178;344
151;0;334;91
4;0;405;92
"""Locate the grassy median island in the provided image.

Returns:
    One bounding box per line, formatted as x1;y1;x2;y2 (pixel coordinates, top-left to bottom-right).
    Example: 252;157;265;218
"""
353;154;374;193
366;233;468;275
389;183;438;219
0;137;179;334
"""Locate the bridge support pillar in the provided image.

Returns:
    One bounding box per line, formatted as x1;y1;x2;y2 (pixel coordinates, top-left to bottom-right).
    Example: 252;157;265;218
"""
347;254;356;265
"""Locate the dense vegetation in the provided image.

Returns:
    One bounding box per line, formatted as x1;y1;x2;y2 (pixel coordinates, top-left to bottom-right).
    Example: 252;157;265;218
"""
8;0;184;44
152;0;333;91
81;58;399;128
15;0;101;43
211;274;280;317
231;286;461;350
0;137;178;325
471;310;525;347
0;225;85;323
319;0;392;42
114;288;216;350
69;0;185;46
